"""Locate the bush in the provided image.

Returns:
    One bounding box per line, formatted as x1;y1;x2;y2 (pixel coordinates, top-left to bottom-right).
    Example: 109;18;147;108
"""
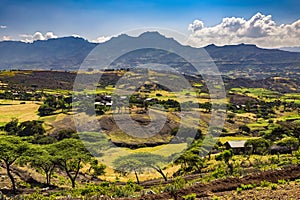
270;183;278;190
240;183;256;190
38;103;56;116
227;119;235;124
23;190;49;200
236;187;243;194
18;120;45;137
236;183;256;193
164;177;186;199
211;166;226;179
260;180;270;187
33;135;57;144
79;183;109;196
278;179;287;185
4;118;19;135
55;129;78;141
111;180;143;198
183;193;197;200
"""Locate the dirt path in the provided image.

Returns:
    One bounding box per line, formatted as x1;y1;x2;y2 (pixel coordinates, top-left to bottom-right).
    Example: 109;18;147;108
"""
124;165;300;200
215;183;300;200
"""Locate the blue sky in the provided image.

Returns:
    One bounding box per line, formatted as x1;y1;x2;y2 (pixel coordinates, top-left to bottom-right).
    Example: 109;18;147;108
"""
0;0;299;47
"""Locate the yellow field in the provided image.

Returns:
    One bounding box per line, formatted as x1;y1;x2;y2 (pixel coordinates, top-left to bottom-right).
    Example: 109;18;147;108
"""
218;136;260;143
0;100;40;126
98;143;187;182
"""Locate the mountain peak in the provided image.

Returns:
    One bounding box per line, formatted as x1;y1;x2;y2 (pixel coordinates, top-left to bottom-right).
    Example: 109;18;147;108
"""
205;44;218;48
205;43;258;49
138;31;166;38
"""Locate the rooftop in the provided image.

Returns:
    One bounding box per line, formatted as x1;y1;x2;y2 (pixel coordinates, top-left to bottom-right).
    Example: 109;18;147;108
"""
225;140;246;148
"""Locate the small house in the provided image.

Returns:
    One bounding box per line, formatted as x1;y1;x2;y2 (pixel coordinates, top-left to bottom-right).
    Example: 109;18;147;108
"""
224;140;248;154
144;98;158;103
269;145;292;155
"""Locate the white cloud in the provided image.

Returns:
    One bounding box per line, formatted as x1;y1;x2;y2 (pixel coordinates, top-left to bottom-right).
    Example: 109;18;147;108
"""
33;32;44;40
187;12;300;48
2;36;11;41
188;19;204;32
45;32;58;40
91;36;111;43
0;25;7;29
20;31;58;43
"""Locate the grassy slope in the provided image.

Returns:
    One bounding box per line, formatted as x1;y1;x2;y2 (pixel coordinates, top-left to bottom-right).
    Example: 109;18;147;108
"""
0;100;40;126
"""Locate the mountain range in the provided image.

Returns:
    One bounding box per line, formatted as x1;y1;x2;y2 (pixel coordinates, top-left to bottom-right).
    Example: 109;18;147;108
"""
0;32;300;73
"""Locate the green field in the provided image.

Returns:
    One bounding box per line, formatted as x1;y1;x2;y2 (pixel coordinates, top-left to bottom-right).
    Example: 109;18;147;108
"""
219;136;260;143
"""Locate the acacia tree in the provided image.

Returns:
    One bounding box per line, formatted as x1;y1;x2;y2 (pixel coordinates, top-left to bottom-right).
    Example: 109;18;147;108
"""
174;151;205;175
49;139;92;188
174;142;206;173
113;153;167;183
0;136;29;193
24;146;56;186
146;154;168;181
113;157;143;184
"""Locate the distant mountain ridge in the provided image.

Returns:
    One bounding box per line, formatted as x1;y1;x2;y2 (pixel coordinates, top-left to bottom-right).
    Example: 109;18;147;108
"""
280;46;300;52
0;32;300;72
0;37;96;70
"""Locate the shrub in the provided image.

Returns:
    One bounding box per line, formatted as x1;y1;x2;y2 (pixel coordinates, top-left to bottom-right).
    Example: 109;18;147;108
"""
227;119;235;124
173;177;186;190
270;183;278;190
183;193;197;200
211;167;226;179
79;183;108;196
111;180;143;198
164;177;186;200
260;180;270;187
23;190;49;200
237;183;256;193
55;129;78;141
268;156;279;164
4;118;19;135
112;185;134;198
240;183;256;190
100;181;110;187
38;103;56;116
236;187;243;194
278;179;287;185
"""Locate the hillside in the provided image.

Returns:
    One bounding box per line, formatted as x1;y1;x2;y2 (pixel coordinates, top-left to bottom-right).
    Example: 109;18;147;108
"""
1;32;300;74
0;37;96;70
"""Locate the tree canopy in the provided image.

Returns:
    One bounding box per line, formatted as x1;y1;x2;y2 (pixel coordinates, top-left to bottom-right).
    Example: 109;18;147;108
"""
113;152;167;183
49;139;93;188
0;136;29;193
